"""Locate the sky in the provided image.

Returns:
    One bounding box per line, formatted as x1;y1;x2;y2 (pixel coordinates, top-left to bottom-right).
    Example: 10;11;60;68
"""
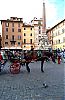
0;0;64;33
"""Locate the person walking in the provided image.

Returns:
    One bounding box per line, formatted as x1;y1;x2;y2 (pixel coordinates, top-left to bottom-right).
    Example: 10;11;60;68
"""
24;52;31;73
63;49;65;63
51;52;56;63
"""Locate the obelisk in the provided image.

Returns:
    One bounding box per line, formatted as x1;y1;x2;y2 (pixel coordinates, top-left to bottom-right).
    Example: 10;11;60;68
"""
42;1;49;49
42;2;46;34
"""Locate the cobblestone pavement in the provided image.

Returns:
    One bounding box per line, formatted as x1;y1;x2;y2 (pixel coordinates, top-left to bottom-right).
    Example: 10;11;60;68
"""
0;61;64;100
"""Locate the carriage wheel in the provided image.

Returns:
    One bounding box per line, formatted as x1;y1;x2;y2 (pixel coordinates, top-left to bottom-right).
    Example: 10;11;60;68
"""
10;63;21;74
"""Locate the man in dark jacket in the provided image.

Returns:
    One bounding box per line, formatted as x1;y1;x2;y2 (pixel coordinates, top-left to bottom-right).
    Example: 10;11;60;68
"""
24;52;31;73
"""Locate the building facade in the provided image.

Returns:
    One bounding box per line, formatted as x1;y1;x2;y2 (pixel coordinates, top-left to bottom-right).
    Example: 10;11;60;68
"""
31;17;43;50
1;17;23;49
1;17;35;50
46;28;53;47
47;19;65;50
1;2;50;50
22;23;34;50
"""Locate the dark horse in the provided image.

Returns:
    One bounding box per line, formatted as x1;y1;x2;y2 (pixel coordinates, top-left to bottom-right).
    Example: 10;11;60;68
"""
37;51;56;72
43;51;56;63
32;51;56;72
24;51;56;73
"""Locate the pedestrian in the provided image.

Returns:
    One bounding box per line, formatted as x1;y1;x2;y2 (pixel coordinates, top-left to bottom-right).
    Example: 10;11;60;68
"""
63;49;65;63
60;50;63;62
24;52;31;73
57;51;61;64
51;52;56;63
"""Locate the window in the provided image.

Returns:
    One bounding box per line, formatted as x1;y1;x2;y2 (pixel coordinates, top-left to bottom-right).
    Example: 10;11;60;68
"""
39;26;41;29
53;33;55;36
18;42;20;45
18;29;21;32
6;28;8;32
30;33;32;36
36;38;37;40
24;28;26;30
56;40;57;44
24;33;26;36
5;42;8;45
58;30;60;35
63;37;65;42
30;39;32;44
39;31;41;34
24;39;26;44
5;23;9;27
53;33;54;37
18;35;21;40
18;18;20;21
6;35;8;39
12;35;14;40
12;28;14;32
39;40;40;42
38;21;41;25
31;28;32;30
12;23;14;27
58;39;60;43
11;42;15;45
13;17;16;20
18;23;20;27
56;32;57;36
62;28;64;33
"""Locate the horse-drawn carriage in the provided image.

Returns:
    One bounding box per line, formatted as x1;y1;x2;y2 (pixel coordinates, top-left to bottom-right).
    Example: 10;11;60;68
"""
0;49;56;74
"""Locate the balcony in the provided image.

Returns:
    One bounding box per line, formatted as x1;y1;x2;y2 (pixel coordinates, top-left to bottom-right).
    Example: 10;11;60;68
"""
22;42;34;45
10;39;16;43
